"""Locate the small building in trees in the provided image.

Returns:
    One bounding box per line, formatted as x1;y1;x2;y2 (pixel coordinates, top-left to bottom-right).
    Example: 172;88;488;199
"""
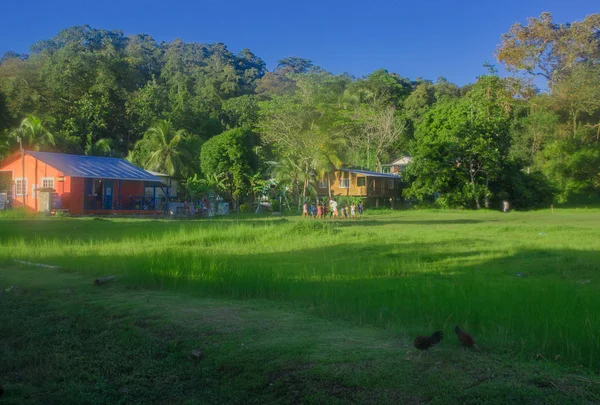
381;156;413;176
320;168;402;207
0;151;163;215
145;171;178;199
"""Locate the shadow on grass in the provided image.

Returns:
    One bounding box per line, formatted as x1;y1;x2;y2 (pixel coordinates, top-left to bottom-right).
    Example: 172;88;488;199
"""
311;218;498;227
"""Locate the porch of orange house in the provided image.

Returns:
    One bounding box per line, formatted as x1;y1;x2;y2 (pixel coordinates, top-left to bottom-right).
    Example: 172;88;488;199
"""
82;178;164;215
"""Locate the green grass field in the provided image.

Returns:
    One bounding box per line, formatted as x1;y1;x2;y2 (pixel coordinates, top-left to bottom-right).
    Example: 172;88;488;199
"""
1;209;600;404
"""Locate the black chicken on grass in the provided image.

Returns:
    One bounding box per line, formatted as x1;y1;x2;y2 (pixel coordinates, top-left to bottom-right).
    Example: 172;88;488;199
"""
414;330;443;357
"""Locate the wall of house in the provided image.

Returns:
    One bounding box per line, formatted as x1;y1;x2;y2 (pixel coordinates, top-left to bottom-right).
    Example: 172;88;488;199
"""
68;177;84;215
324;171;399;200
0;153;152;214
326;171;366;197
82;179;146;211
146;176;177;198
0;153;71;212
112;180;146;210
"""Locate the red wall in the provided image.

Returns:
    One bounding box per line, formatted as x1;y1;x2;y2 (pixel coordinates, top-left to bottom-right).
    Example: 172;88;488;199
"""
116;180;144;198
0;152;72;212
69;177;84;215
112;180;145;210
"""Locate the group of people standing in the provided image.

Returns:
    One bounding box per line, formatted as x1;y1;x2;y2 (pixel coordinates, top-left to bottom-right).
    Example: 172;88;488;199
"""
303;199;364;220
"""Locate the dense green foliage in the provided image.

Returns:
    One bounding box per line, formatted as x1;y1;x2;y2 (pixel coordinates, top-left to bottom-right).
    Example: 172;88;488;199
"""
200;127;259;201
1;13;599;208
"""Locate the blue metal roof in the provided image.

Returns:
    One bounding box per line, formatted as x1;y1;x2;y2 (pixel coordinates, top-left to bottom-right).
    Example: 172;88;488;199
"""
27;151;161;182
340;168;400;179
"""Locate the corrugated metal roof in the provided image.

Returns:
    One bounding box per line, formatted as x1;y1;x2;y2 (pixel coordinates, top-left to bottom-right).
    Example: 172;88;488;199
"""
27;151;161;182
146;170;169;177
340;168;400;179
382;156;413;166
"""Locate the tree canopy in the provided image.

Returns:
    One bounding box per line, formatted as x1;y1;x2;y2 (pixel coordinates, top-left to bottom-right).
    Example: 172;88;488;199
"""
1;14;600;208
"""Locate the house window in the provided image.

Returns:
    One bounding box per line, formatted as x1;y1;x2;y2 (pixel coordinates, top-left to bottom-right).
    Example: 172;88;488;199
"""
388;179;395;189
357;177;366;187
319;180;328;189
42;177;54;189
32;184;39;199
16;178;28;196
339;178;350;188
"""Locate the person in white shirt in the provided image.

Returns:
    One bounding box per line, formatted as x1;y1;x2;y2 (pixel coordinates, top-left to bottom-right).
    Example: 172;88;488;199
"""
329;199;338;220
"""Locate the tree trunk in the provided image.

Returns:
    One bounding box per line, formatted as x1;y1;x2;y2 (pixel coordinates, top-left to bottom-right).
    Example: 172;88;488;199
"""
302;178;307;201
470;165;480;210
484;175;490;209
295;179;301;211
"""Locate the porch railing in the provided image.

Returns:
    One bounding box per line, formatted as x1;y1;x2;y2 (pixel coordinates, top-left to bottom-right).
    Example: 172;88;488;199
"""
84;195;162;211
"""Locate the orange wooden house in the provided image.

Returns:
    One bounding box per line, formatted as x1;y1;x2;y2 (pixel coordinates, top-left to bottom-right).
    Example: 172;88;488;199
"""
0;151;163;215
318;168;402;207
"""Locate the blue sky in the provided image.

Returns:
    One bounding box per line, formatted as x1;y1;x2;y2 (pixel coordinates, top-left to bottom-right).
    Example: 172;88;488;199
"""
0;0;597;86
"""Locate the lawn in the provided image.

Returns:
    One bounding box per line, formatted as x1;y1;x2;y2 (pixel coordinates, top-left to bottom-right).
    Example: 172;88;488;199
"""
1;209;600;404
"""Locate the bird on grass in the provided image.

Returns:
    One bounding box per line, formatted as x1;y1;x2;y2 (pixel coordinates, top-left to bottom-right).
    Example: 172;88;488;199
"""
455;326;479;351
414;330;443;357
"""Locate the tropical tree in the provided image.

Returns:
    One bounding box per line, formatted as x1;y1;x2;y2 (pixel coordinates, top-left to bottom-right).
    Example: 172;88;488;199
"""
346;105;406;171
496;12;600;85
135;119;190;176
13;114;55;150
84;135;113;156
312;136;345;199
257;72;349;205
405;76;514;209
183;174;213;202
0;130;10;159
200;127;259;207
269;156;304;207
246;171;268;203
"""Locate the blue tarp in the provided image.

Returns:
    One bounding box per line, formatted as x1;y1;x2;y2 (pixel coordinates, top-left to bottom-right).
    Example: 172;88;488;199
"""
27;151;161;182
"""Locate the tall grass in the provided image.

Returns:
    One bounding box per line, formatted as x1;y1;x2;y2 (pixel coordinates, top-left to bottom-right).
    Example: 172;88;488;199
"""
0;207;43;219
1;210;600;369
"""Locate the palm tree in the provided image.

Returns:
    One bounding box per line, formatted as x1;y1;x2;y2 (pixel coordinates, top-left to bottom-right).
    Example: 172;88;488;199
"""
313;136;346;199
124;149;137;163
271;155;311;209
135;119;191;176
84;135;113;157
0;130;10;160
246;171;268;204
14;115;55;151
183;174;213;202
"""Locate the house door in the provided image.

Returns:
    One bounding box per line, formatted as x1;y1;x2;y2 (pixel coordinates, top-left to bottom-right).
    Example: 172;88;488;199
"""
103;180;113;210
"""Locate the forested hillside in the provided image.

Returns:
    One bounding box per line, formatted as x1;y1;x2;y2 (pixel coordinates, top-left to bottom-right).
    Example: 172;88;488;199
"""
1;12;599;208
